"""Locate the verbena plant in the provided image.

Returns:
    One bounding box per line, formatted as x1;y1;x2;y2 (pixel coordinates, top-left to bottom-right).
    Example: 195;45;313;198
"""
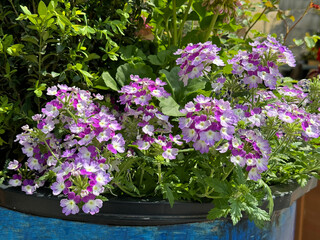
2;0;320;228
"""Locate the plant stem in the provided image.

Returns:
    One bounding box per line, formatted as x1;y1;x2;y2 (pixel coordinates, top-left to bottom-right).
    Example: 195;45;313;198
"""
114;183;142;197
268;134;293;166
178;148;195;153
222;166;234;181
44;140;60;162
177;0;194;46
244;7;267;40
139;168;145;187
157;163;162;183
172;0;178;46
8;0;19;17
284;2;311;43
204;14;219;42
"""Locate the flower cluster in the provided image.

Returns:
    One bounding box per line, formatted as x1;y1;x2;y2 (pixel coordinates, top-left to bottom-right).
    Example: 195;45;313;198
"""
179;95;239;153
259;93;320;140
228;36;296;89
119;75;181;160
9;85;124;215
174;42;225;86
228;130;271;181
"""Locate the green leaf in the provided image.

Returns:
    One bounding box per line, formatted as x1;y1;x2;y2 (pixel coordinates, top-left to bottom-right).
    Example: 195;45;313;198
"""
258;179;274;217
116;63;156;87
160;67;184;99
192;2;211;21
101;71;119;91
159;96;184;117
293;38;304;46
229;199;242;225
6;44;24;56
51;71;60;78
20;5;32;15
305;36;316;49
84;53;100;62
148;50;171;66
38;1;47;16
181;30;207;46
207;207;229;221
119;45;146;62
186;77;207;95
207;178;231;195
252;13;269;23
58;14;72;26
223;64;233;74
21;36;39;46
38;170;56;182
163;183;174;207
34;83;47;97
234;165;246;185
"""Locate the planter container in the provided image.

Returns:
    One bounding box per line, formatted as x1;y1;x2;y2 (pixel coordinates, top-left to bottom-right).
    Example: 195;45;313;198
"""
0;178;317;240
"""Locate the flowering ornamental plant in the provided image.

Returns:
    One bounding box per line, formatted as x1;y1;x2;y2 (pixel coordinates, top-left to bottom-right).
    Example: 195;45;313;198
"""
6;35;320;226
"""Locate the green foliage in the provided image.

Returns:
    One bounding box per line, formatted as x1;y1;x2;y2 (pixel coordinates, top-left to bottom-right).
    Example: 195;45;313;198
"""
0;0;140;163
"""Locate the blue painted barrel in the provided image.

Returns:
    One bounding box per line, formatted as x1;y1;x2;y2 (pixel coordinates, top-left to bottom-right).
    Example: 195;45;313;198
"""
0;203;296;240
0;178;317;240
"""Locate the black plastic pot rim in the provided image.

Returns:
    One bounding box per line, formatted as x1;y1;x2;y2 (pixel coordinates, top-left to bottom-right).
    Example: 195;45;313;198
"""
0;177;317;226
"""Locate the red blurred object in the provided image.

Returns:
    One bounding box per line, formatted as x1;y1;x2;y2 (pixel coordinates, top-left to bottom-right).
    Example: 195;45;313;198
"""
310;3;320;9
317;47;320;62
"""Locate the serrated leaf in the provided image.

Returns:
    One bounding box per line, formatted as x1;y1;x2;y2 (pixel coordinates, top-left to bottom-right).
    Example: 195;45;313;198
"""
229;199;242;225
207;207;229;221
234;165;246;185
207;178;231;195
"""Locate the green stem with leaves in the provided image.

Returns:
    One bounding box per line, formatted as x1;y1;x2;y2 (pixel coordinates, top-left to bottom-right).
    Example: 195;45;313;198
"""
204;14;219;42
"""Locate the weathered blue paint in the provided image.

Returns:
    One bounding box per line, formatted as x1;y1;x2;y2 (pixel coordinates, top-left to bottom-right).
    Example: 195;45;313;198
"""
0;202;296;240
